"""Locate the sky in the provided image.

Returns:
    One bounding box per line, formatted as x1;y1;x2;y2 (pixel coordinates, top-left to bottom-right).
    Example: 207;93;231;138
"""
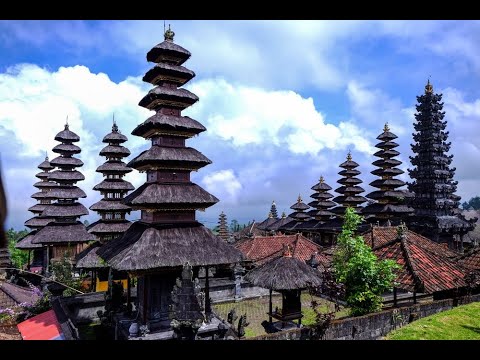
1;20;480;230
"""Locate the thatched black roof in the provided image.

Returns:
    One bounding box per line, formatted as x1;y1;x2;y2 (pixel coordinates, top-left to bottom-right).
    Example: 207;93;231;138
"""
257;217;279;231
28;204;49;213
88;220;132;234
139;86;199;110
99;145;131;157
35;171;50;179
96;162;132;174
49;156;84;168
268;216;295;231
31;191;57;200
42;203;89;217
143;62;195;86
47;186;87;199
131;113;206;138
38;159;54;170
147;40;191;65
33;180;57;189
127;146;211;171
52;143;81;154
32;221;96;244
124;183;218;209
25;216;54;228
97;221;244;271
48;170;85;182
371;168;404;176
93;180;134;191
16;232;42;249
361;203;415;215
339;169;361;177
367;190;412;200
103;131;128;143
75;242;106;269
339;159;360;168
54;124;80;143
89;199;132;211
244;255;322;291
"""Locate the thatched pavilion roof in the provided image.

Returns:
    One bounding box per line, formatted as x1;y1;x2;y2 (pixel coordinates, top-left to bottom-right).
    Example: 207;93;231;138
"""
87;220;132;234
127;146;211;170
131;113;206;138
93;180;134;191
97;221;244;271
103;131;128;143
32;221;96;244
75;242;106;269
244;251;322;291
52;143;81;154
54;124;80;143
147;40;191;65
143;62;195;86
16;232;42;249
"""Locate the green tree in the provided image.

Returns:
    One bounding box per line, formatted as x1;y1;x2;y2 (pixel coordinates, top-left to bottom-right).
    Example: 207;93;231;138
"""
229;219;240;232
50;251;85;296
468;196;480;210
6;228;29;269
462;201;471;210
333;208;399;316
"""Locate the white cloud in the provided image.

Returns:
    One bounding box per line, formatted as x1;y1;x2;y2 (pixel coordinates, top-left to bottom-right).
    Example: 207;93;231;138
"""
202;169;242;205
186;78;373;156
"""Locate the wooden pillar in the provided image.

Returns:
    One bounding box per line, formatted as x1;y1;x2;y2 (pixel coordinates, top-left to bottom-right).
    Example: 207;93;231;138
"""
459;234;464;253
413;290;417;304
269;289;273;324
45;245;50;274
205;266;211;316
27;250;31;269
142;275;148;325
393;287;397;307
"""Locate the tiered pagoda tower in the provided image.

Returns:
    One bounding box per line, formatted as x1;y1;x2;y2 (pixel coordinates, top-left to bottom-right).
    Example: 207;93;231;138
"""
307;176;336;223
332;152;367;214
97;27;243;334
32;123;95;268
16;155;56;269
407;80;475;249
217;211;229;241
270;201;279;219
363;124;414;224
288;195;311;222
88;121;134;242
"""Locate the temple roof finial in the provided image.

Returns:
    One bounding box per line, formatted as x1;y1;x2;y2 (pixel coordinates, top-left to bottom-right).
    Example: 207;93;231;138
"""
347;151;352;161
65;116;69;130
281;211;286;219
164;23;175;42
112;113;118;133
425;77;433;94
297;194;302;203
319;175;324;184
268;211;273;219
383;122;390;132
283;244;292;258
45;150;48;161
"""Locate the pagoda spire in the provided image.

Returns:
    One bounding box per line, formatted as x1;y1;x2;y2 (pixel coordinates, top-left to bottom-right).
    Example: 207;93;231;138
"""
88;120;134;243
96;29;243;329
31;122;95;264
288;194;311;222
308;175;336;223
362;124;413;224
270;200;279;219
217;211;229;241
332;152;366;215
407;79;475;246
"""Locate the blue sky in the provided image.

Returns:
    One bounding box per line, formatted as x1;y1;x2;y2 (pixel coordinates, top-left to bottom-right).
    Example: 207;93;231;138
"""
1;20;480;230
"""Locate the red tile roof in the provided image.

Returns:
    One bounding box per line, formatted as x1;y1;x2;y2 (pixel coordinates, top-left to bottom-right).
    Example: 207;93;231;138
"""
235;233;329;268
458;247;480;271
363;226;467;293
17;309;64;340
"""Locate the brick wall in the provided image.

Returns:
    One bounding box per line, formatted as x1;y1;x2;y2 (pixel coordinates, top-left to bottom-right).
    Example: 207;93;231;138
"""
250;293;480;340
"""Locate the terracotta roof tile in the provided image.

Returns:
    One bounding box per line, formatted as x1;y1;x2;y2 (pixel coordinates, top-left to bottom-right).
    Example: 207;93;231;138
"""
235;234;329;268
364;226;467;293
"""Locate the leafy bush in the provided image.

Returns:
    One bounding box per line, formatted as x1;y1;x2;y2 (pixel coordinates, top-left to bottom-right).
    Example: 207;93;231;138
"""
6;228;29;269
333;208;399;316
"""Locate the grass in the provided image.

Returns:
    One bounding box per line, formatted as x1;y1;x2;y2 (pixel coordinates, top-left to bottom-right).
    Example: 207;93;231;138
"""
213;292;348;338
386;302;480;340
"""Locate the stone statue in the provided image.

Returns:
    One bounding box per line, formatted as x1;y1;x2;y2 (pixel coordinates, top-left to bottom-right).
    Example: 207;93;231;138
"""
237;314;249;338
227;308;237;325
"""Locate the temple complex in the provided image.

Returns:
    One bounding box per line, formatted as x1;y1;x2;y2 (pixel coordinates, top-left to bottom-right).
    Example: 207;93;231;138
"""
407;80;475;249
31;123;95;269
362;124;414;225
96;27;243;338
